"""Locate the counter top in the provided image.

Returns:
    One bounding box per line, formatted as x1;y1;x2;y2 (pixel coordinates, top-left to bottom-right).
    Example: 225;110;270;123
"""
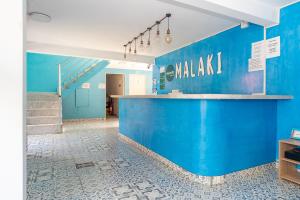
111;94;292;100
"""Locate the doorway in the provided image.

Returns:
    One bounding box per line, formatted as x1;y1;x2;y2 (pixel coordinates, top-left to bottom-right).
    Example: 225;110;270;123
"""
106;74;125;118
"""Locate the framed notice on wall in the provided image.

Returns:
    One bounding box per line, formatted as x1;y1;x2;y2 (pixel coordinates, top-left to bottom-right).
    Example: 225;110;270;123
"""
159;67;166;90
291;129;300;140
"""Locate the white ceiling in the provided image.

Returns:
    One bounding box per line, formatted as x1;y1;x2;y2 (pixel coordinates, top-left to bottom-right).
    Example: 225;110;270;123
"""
27;0;298;59
255;0;297;7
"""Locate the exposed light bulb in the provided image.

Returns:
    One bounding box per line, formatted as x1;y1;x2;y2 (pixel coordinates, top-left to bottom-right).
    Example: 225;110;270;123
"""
128;42;132;53
123;45;127;59
134;37;137;54
146;28;151;48
139;40;144;51
165;28;172;44
165;13;172;44
155;21;161;40
139;33;144;51
147;40;151;47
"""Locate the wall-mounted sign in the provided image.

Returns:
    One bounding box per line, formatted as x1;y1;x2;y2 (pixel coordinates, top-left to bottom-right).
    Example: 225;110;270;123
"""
166;65;175;82
159;67;166;90
81;82;90;89
248;58;265;72
174;52;222;79
249;40;266;72
98;83;106;89
266;36;280;58
248;37;280;72
291;129;300;140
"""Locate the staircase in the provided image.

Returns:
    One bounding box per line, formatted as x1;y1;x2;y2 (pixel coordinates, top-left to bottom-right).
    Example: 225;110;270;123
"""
26;93;62;135
61;60;109;97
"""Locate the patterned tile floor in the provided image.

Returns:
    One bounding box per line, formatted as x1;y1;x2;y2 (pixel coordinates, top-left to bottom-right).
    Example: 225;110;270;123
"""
27;119;300;200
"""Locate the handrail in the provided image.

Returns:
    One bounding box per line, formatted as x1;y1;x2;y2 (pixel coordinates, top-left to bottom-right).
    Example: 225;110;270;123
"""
61;59;94;83
63;60;100;89
57;63;62;97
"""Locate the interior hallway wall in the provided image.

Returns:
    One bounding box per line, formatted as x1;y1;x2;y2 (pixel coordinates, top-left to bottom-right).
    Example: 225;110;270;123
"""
26;52;153;120
62;68;152;120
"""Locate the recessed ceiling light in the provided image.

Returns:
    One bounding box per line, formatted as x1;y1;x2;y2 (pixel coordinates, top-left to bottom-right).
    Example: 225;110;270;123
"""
28;12;51;23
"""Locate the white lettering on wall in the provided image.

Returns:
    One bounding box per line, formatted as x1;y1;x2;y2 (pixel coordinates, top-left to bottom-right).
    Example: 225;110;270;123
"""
174;52;222;79
183;61;189;78
198;57;205;77
217;52;222;74
207;54;214;75
176;63;182;79
190;60;195;78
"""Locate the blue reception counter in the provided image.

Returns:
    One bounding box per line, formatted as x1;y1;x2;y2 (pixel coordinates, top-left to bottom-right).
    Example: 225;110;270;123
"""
117;94;292;177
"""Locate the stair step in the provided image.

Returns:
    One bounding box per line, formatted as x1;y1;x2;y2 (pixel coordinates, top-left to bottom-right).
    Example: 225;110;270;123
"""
27;116;61;125
27;109;60;117
27;124;62;135
27;100;60;109
27;93;59;101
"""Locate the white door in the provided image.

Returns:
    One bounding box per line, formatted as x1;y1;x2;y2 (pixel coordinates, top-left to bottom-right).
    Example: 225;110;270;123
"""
129;74;146;95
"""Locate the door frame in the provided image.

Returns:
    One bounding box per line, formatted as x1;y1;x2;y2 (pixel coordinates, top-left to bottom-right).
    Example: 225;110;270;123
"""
105;73;125;118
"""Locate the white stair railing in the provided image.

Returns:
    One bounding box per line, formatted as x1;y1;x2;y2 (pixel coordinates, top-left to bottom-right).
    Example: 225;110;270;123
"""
57;64;62;97
57;63;63;132
63;60;100;89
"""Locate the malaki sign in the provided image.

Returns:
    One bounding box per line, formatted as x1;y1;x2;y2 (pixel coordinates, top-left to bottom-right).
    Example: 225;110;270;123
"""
174;52;222;79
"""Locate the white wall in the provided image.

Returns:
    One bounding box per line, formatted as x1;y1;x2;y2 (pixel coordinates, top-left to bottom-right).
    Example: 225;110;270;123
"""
0;1;24;199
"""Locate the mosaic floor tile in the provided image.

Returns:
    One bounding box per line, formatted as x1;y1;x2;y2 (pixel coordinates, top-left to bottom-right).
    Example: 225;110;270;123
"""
27;118;300;200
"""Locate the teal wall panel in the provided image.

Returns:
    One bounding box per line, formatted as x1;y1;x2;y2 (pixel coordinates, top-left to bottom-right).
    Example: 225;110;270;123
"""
27;53;66;92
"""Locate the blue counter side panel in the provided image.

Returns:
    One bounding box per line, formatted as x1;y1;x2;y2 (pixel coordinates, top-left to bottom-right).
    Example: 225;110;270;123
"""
119;99;277;176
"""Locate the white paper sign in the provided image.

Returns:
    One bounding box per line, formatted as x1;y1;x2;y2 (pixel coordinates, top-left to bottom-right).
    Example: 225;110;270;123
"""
252;40;265;60
98;83;106;89
249;40;266;72
266;36;280;58
249;58;266;72
81;83;90;89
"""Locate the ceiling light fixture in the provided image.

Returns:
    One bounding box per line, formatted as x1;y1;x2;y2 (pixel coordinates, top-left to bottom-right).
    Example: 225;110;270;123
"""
123;45;127;59
128;41;132;53
147;28;151;48
139;33;144;51
156;21;160;39
28;12;51;23
165;13;172;44
123;13;172;59
134;37;137;54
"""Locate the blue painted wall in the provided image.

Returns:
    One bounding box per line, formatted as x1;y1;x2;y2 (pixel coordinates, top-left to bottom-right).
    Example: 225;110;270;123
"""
154;24;264;94
153;2;300;158
27;52;99;93
27;53;66;92
266;2;300;153
27;52;153;119
120;98;277;176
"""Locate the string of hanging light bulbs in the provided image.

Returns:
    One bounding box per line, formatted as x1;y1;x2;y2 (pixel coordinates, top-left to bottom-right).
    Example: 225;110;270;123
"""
123;13;172;59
